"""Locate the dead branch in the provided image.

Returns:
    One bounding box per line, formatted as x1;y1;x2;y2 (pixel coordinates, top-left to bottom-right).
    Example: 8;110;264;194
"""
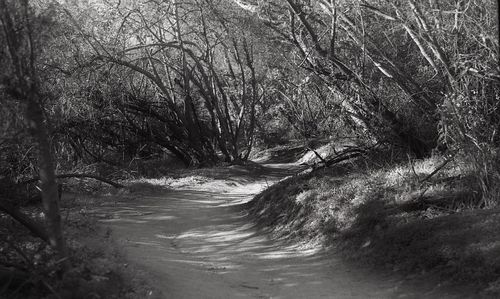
325;149;364;167
19;174;124;189
309;147;367;171
419;153;457;184
0;201;50;243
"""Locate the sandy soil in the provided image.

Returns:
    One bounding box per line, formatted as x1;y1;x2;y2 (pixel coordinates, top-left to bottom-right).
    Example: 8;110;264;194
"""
93;164;463;298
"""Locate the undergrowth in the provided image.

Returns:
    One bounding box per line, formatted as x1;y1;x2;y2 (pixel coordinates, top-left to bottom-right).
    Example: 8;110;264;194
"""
0;204;157;298
248;151;500;296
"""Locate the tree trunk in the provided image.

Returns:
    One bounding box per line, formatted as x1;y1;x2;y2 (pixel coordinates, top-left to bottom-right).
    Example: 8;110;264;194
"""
0;0;68;266
24;97;68;262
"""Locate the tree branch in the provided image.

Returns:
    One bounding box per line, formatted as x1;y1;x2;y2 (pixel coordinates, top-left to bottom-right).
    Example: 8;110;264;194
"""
19;174;124;189
0;201;50;243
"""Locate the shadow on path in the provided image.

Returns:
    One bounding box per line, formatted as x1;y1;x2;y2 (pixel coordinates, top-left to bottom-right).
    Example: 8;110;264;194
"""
92;163;462;298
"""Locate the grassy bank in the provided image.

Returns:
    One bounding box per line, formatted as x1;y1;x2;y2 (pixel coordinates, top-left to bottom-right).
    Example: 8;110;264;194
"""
248;151;500;296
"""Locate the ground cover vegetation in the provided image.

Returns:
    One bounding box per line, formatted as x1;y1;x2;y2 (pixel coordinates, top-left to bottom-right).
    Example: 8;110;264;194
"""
0;0;498;297
249;149;500;295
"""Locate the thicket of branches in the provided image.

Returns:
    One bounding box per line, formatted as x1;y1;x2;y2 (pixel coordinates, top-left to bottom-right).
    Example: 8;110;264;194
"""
239;0;500;203
0;0;499;292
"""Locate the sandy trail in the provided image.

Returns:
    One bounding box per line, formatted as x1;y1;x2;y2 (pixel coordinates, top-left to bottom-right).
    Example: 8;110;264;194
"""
96;164;457;298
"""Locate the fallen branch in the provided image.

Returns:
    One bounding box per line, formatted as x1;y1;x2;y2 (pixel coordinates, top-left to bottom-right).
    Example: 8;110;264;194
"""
0;201;50;243
419;153;456;184
310;147;366;171
326;151;364;167
19;173;124;189
325;147;366;167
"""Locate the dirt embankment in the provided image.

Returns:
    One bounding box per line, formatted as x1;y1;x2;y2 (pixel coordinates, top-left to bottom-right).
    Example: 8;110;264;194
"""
247;155;500;297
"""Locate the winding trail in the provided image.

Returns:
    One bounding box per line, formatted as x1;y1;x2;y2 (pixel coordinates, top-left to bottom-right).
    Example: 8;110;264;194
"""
96;164;459;298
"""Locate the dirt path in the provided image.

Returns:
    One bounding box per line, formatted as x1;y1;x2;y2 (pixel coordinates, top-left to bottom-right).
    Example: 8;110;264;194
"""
96;164;459;298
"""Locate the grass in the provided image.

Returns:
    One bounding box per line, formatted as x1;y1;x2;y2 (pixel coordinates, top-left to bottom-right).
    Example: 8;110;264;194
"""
247;150;500;296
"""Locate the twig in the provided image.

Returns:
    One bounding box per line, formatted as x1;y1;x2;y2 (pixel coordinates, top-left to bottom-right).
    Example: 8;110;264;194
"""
407;153;420;181
5;237;31;266
416;185;431;202
307;146;328;165
419;153;456;184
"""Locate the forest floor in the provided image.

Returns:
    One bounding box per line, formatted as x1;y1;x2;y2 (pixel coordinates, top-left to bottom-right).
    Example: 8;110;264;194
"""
83;159;477;298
